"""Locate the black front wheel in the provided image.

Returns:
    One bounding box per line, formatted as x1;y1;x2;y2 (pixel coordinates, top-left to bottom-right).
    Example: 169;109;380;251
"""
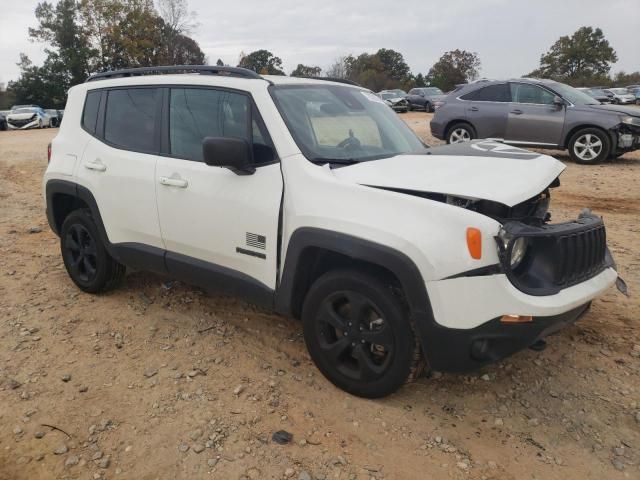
61;209;125;293
302;269;423;398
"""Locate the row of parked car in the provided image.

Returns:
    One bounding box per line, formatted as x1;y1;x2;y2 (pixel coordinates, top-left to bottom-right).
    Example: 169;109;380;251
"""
0;105;65;131
376;80;640;164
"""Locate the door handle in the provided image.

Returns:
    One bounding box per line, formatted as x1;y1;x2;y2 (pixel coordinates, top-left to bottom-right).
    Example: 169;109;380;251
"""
470;107;479;112
159;176;188;188
511;109;523;115
84;160;106;172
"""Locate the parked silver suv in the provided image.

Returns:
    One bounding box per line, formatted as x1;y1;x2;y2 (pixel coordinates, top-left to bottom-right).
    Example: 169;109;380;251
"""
430;78;640;164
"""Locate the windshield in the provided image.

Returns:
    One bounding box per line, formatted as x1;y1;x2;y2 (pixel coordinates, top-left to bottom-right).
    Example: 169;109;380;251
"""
271;85;427;164
14;108;37;114
587;88;607;96
424;87;444;96
380;92;399;100
549;82;600;105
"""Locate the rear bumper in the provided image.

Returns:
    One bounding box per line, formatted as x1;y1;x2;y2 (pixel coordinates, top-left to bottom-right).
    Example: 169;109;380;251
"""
429;119;445;140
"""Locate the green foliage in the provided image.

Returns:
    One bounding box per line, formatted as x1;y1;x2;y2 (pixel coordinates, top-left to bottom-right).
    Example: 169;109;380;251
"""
291;64;322;78
427;50;481;92
343;49;413;91
529;27;617;85
9;0;205;108
238;50;285;75
613;71;640;87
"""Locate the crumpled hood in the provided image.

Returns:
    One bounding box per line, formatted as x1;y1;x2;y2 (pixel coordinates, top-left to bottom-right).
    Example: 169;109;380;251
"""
332;140;565;207
580;104;640;116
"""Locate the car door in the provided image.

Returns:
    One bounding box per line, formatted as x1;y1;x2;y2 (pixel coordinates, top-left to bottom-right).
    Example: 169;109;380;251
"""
505;82;565;146
155;86;283;291
76;87;164;251
459;83;511;138
407;89;422;108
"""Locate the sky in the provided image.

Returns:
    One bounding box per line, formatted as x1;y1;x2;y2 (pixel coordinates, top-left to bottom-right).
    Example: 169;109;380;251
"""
1;0;639;87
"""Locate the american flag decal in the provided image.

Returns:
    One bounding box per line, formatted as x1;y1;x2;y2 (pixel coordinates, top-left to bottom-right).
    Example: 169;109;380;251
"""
246;232;266;250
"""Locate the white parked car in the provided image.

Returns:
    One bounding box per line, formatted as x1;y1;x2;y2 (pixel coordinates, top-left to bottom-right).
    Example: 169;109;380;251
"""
7;106;52;129
603;88;636;105
44;66;622;398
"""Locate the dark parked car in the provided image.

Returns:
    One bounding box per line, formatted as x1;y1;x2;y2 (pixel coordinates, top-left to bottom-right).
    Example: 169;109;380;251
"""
406;87;446;112
46;109;61;127
577;87;612;104
430;78;640;164
377;92;409;113
0;112;7;131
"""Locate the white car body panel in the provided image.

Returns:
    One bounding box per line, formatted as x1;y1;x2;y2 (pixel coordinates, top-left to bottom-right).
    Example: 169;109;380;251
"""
332;150;565;207
427;268;617;329
43;73;617;338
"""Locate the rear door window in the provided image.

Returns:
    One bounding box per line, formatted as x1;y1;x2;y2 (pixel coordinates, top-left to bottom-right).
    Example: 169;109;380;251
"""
104;88;159;153
461;84;511;102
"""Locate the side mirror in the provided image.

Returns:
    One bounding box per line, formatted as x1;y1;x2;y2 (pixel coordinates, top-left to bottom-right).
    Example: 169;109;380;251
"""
553;96;565;107
202;137;255;175
419;92;425;97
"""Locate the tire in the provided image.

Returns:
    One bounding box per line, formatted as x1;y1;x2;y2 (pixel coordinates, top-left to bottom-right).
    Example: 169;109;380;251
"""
568;128;611;165
302;269;423;398
407;102;412;112
60;209;126;293
446;122;475;144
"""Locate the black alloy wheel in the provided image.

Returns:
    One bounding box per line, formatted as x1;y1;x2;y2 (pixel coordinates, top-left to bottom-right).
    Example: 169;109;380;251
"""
302;269;423;398
64;223;98;283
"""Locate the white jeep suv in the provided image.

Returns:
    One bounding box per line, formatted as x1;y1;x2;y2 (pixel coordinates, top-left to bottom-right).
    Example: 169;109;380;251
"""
44;66;620;398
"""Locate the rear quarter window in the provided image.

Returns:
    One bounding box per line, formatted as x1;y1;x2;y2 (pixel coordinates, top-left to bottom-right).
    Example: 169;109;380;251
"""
82;90;102;134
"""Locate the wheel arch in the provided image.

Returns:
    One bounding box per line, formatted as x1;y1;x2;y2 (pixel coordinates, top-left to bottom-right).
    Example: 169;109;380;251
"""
275;228;432;320
562;124;614;149
46;179;112;253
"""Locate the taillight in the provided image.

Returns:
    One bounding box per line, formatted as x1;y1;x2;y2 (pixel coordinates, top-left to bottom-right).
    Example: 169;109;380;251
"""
47;143;52;163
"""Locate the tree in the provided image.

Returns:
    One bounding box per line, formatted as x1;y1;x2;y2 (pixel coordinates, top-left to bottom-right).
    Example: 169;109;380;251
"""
376;48;411;82
156;0;199;65
529;27;617;84
325;57;349;79
216;58;224;66
291;64;321;77
238;50;285;75
10;0;205;107
427;50;481;91
613;71;640;87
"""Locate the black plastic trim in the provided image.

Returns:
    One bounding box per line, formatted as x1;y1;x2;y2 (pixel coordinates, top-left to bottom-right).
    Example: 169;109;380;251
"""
236;247;266;259
444;264;503;280
165;251;273;307
86;65;264;82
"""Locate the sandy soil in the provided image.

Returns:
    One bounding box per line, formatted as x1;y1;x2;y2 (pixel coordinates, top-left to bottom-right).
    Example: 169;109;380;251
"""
0;116;639;480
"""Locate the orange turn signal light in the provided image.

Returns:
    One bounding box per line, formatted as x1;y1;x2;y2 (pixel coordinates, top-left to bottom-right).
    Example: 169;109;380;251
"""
466;227;482;259
500;314;533;324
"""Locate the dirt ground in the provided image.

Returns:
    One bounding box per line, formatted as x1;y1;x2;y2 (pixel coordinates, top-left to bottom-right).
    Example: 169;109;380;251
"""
0;113;639;480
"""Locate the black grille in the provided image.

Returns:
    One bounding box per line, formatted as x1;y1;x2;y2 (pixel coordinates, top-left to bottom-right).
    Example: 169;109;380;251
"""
555;225;606;287
8;115;36;128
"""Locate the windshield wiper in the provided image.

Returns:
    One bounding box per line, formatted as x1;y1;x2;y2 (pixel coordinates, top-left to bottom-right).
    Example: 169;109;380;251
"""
309;158;361;165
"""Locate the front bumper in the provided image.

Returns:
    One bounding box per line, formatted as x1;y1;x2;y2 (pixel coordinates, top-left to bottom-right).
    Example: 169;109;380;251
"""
416;302;592;372
8;119;39;130
429;119;445;139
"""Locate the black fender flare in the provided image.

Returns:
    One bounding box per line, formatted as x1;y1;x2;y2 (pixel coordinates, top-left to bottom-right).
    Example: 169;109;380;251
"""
275;228;454;369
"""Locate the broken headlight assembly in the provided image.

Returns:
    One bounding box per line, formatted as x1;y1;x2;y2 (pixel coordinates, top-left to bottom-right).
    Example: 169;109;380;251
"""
497;229;529;271
620;115;640;127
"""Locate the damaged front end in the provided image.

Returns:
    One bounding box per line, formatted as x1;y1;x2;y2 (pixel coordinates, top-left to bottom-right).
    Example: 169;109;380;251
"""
613;116;640;155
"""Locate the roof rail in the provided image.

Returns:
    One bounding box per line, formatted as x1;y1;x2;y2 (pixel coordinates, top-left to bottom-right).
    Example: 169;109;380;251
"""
294;76;361;87
86;65;264;82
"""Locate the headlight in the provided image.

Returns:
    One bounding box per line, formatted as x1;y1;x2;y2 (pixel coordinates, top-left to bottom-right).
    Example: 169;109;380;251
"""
498;229;528;270
510;237;528;269
621;116;640;127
